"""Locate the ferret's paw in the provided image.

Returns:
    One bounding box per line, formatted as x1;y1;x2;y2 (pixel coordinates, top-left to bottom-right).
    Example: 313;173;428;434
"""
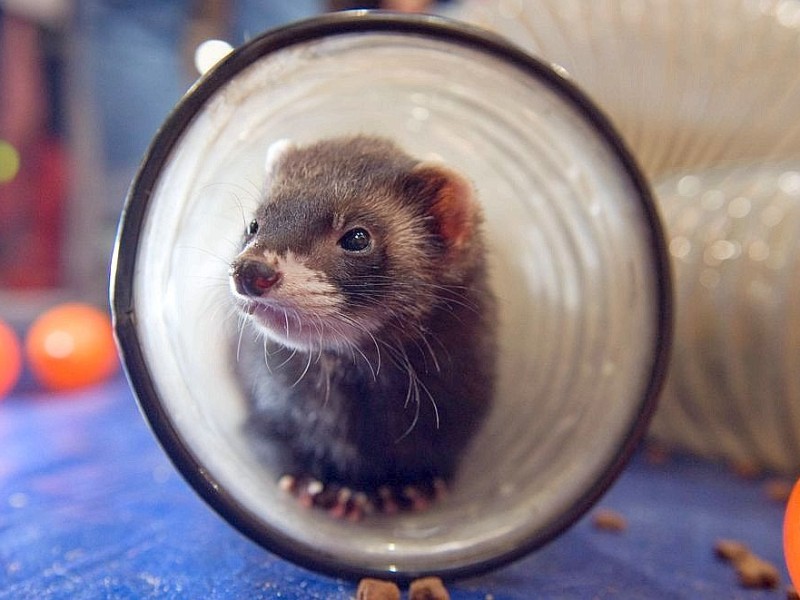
277;475;448;520
278;474;368;521
379;479;449;514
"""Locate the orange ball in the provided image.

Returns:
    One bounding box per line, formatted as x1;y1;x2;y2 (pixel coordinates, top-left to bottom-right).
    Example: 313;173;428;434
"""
0;318;22;398
786;478;800;593
25;303;119;391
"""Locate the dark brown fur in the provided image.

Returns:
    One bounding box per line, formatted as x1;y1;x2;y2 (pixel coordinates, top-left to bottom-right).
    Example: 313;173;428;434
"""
230;136;496;500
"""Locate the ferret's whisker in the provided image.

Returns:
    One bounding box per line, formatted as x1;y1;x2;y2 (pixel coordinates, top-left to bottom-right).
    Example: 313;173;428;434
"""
384;341;416;410
235;313;248;363
419;333;441;373
385;335;439;436
199;180;260;203
425;330;453;366
323;366;331;406
187;274;229;282
394;357;422;442
177;244;233;267
205;296;237;326
242;175;264;201
232;192;248;230
262;339;273;374
294;310;303;336
369;331;382;377
291;351;314;388
417;376;440;430
341;276;482;314
274;346;298;370
335;313;382;377
315;341;324;365
349;339;377;381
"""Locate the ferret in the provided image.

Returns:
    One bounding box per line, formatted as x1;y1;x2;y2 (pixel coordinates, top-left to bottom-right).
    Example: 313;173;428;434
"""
229;135;496;518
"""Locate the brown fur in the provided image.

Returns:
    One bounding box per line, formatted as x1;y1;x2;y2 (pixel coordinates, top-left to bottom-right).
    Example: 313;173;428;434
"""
231;135;497;497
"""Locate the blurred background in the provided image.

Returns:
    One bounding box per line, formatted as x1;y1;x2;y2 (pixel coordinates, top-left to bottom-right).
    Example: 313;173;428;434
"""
0;0;448;328
3;0;800;470
2;2;800;596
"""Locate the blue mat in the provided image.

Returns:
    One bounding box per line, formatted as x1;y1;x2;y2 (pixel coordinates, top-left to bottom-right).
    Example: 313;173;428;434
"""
0;377;790;599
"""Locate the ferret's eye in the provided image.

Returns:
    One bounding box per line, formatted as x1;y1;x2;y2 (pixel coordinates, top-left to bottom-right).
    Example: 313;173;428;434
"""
247;220;259;236
338;228;371;252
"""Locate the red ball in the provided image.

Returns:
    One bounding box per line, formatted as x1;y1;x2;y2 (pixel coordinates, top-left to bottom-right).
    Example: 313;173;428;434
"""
0;318;22;398
25;303;119;392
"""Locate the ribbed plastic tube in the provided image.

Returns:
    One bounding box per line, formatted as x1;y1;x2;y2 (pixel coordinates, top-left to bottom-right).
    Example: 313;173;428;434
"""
651;164;800;472
455;0;800;473
111;13;670;580
456;0;800;181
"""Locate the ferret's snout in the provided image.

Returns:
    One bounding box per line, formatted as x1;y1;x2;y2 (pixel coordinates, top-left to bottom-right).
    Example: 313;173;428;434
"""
231;258;282;297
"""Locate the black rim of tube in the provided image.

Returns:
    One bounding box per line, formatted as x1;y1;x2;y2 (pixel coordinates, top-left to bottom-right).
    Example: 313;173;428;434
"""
110;10;673;583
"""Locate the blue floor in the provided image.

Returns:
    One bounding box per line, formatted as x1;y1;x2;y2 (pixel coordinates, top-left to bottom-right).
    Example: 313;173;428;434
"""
0;376;790;599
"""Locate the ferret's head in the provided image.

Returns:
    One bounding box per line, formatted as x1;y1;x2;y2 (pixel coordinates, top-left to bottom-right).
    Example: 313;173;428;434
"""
229;136;485;352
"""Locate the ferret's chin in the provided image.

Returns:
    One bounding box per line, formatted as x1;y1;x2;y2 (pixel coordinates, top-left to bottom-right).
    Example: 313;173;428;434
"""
242;303;311;352
242;302;374;353
256;325;314;353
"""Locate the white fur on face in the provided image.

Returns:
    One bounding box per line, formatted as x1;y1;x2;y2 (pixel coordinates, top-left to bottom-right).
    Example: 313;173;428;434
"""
231;250;378;351
272;251;341;312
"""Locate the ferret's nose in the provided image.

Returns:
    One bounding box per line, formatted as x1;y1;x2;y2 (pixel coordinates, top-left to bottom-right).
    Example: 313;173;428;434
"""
231;259;282;297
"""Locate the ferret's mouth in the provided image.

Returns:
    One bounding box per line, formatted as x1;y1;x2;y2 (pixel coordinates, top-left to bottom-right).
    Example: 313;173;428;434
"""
246;301;286;326
239;299;304;344
235;298;372;352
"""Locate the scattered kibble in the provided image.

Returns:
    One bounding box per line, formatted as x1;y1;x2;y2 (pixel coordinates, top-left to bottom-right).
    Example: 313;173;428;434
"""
714;539;750;562
409;576;450;600
735;553;780;589
714;538;780;590
764;479;793;503
354;577;453;600
644;443;671;465
356;578;401;600
731;459;761;480
592;509;627;532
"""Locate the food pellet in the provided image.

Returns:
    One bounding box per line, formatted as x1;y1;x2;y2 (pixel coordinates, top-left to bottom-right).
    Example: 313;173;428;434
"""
592;509;627;532
714;538;781;590
734;553;780;589
644;443;670;465
731;459;761;480
765;479;793;503
714;539;750;562
356;578;401;600
409;576;450;600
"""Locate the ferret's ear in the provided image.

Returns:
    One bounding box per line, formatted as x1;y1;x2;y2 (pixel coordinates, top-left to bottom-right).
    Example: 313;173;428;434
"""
264;138;293;177
409;163;482;260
